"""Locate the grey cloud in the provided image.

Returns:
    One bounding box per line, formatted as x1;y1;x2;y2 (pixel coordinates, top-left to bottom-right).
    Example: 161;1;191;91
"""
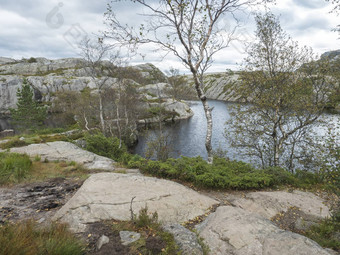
292;0;328;9
0;0;338;71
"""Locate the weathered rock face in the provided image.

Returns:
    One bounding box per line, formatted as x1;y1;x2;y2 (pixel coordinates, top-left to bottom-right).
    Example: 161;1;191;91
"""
139;83;170;98
226;190;331;219
0;58;193;122
0;57;16;65
0;57;85;76
53;172;219;232
0;177;83;224
0;75;114;113
201;73;240;101
7;141;115;171
163;223;204;255
132;63;167;83
196;206;332;255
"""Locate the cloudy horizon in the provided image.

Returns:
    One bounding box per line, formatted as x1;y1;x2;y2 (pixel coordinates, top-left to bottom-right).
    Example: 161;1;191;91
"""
0;0;339;73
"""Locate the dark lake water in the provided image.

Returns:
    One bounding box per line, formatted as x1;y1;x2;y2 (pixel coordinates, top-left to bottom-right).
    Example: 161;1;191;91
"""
134;100;244;161
134;100;340;164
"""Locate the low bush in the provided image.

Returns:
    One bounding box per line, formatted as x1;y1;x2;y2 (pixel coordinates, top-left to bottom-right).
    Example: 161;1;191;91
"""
0;153;32;184
127;154;146;169
27;57;37;63
0;220;86;255
131;156;325;190
294;169;321;187
84;132;130;162
305;215;340;252
111;206;180;255
137;156;274;190
263;167;297;186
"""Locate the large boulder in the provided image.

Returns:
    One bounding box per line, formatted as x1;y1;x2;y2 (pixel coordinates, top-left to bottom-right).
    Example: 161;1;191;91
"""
7;141;115;171
226;190;331;219
53;173;219;232
196;206;332;255
138;98;194;124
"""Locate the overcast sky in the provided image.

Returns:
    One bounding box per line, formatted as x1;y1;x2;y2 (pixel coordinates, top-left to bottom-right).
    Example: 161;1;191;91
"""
0;0;339;73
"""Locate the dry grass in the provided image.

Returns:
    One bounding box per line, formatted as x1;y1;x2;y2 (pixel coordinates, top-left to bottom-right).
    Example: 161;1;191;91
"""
27;161;88;183
0;155;88;187
0;220;86;255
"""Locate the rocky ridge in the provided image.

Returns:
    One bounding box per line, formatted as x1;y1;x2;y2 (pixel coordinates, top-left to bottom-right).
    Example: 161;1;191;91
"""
1;50;339;113
0;58;193;123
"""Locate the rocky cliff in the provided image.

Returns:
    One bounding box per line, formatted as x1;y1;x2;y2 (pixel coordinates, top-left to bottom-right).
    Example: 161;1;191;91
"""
185;72;241;101
0;58;192;122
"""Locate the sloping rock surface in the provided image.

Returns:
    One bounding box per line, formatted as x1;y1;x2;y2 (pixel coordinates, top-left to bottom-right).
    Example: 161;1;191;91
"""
227;190;331;219
53;173;219;232
8;141;115;171
197;206;332;255
163;223;203;255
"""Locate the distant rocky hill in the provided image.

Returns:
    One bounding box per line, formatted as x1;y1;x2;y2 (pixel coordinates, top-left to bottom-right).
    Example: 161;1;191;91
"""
321;49;340;60
0;57;193;132
1;49;339;115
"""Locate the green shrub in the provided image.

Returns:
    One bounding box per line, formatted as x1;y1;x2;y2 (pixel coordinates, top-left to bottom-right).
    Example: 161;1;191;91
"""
127;154;329;190
263;167;297;186
305;216;340;251
134;206;159;228
127;154;146;168
294;169;321;187
137;156;277;190
84;133;128;162
0;220;86;255
0;153;32;184
27;57;37;63
112;206;180;254
34;155;41;162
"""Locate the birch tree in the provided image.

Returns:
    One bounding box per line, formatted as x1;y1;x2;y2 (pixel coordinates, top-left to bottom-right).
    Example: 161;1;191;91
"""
227;12;333;172
104;0;273;163
79;37;115;133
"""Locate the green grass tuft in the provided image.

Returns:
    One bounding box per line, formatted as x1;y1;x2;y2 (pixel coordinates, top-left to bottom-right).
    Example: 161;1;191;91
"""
0;220;86;255
0;153;32;184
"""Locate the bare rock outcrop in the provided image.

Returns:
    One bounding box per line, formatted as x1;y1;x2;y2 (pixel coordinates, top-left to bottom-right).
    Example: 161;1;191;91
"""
196;206;333;255
226;190;331;219
7;141;115;171
53;172;219;232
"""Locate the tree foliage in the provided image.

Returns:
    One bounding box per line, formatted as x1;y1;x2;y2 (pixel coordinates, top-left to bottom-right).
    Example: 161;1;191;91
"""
327;0;340;33
10;78;47;131
104;0;275;163
51;88;100;130
227;12;333;171
165;68;193;100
